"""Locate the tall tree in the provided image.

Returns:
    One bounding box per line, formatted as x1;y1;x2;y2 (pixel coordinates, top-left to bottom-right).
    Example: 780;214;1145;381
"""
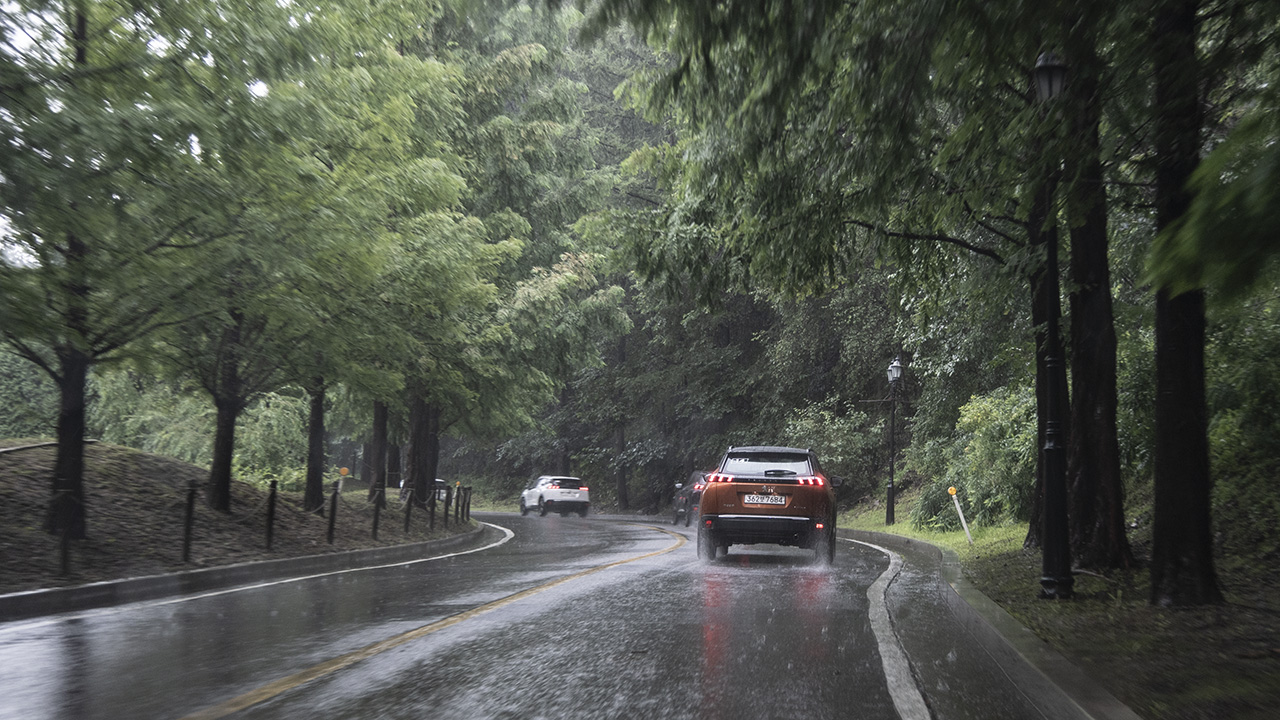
1060;8;1133;569
0;0;323;536
1148;0;1222;606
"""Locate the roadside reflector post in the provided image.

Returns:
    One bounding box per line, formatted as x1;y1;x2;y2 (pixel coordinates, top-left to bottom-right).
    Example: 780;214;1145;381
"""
948;486;973;545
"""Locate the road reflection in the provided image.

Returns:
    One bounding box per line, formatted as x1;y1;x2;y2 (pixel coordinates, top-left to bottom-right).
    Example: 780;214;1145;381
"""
698;550;838;719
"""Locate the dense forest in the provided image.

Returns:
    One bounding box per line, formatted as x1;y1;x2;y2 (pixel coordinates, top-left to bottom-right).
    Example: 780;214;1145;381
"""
3;1;1279;607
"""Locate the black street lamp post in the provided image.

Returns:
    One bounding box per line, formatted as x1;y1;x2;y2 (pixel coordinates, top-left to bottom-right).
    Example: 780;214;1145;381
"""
1034;51;1073;600
886;355;903;526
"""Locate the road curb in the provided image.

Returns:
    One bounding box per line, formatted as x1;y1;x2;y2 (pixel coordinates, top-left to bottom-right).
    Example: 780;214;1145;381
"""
843;529;1142;720
0;524;487;623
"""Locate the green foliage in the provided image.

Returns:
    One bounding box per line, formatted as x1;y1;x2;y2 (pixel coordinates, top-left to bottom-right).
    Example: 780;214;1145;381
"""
1150;77;1280;297
1205;286;1280;560
90;371;214;466
780;398;880;500
91;369;314;485
0;351;58;439
911;385;1036;529
230;391;311;483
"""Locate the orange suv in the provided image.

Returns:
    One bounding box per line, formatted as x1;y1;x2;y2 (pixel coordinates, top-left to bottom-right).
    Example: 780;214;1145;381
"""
697;446;841;563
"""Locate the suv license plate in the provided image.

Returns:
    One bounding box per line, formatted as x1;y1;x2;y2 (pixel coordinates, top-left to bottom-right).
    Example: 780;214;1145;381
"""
744;494;786;505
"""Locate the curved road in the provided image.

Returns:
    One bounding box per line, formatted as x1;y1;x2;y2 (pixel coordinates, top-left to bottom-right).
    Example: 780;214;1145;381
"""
0;512;1053;719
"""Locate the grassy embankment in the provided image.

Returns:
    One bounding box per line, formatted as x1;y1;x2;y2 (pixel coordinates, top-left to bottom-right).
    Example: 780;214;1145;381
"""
840;497;1279;720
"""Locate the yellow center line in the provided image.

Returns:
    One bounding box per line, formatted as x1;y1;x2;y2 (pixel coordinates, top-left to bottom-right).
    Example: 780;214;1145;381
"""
180;524;686;720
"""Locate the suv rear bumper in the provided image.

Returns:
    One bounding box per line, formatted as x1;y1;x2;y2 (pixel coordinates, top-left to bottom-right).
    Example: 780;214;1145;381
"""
545;500;589;512
703;514;819;547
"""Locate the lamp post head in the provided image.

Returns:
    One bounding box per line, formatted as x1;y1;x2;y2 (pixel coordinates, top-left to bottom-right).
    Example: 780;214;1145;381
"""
1034;51;1068;103
887;356;903;385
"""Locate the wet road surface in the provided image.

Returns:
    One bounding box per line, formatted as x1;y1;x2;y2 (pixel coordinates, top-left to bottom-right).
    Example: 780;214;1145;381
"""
0;513;1052;719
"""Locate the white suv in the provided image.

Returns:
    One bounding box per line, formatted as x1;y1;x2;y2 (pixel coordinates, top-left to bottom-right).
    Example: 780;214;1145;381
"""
520;476;590;517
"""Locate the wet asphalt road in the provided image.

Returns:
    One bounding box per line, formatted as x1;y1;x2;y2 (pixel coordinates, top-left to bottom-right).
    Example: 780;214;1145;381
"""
0;512;1050;720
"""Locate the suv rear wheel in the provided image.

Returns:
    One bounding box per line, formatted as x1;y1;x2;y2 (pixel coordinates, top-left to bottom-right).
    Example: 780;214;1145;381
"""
539;498;548;517
697;524;718;561
520;499;529;516
813;530;834;565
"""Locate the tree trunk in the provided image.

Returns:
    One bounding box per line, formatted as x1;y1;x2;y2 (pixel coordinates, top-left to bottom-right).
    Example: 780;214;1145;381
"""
360;442;372;487
556;386;573;475
408;396;441;509
1064;50;1132;570
388;443;402;489
46;347;90;539
208;397;239;513
207;321;243;513
368;401;388;507
613;334;629;510
614;423;629;510
45;8;94;540
303;379;327;514
1149;0;1222;606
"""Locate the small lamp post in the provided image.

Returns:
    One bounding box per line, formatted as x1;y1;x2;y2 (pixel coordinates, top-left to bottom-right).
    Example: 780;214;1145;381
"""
886;355;904;525
1033;50;1073;600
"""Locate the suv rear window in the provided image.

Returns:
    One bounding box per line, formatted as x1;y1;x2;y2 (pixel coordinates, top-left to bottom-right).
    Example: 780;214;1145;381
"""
722;453;811;475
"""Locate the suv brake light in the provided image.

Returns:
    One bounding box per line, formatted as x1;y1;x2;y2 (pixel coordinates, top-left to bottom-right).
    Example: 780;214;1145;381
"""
797;476;825;486
707;473;735;483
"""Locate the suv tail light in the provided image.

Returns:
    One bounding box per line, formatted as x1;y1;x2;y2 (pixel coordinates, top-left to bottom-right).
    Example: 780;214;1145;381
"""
797;476;825;486
579;486;589;491
707;473;735;483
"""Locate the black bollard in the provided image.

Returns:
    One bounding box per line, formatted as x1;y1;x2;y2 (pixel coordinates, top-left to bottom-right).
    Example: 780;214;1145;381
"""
60;526;70;575
266;480;278;550
327;481;339;544
443;486;452;528
372;488;382;540
183;481;197;562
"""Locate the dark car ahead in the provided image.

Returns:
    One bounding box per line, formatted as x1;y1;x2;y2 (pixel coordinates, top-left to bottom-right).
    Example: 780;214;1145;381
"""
672;471;707;527
697;446;841;563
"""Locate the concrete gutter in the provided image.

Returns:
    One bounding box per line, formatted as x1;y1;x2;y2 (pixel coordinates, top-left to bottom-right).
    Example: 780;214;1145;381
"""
844;529;1143;720
0;524;486;622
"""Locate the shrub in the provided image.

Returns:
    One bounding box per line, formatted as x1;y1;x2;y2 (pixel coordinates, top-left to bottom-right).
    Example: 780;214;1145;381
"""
910;385;1035;528
781;398;882;502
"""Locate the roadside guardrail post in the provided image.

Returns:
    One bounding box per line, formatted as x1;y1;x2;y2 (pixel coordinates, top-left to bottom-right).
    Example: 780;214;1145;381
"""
372;487;382;540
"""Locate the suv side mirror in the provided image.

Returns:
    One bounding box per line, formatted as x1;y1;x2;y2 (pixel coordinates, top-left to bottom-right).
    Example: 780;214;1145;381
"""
674;483;684;490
